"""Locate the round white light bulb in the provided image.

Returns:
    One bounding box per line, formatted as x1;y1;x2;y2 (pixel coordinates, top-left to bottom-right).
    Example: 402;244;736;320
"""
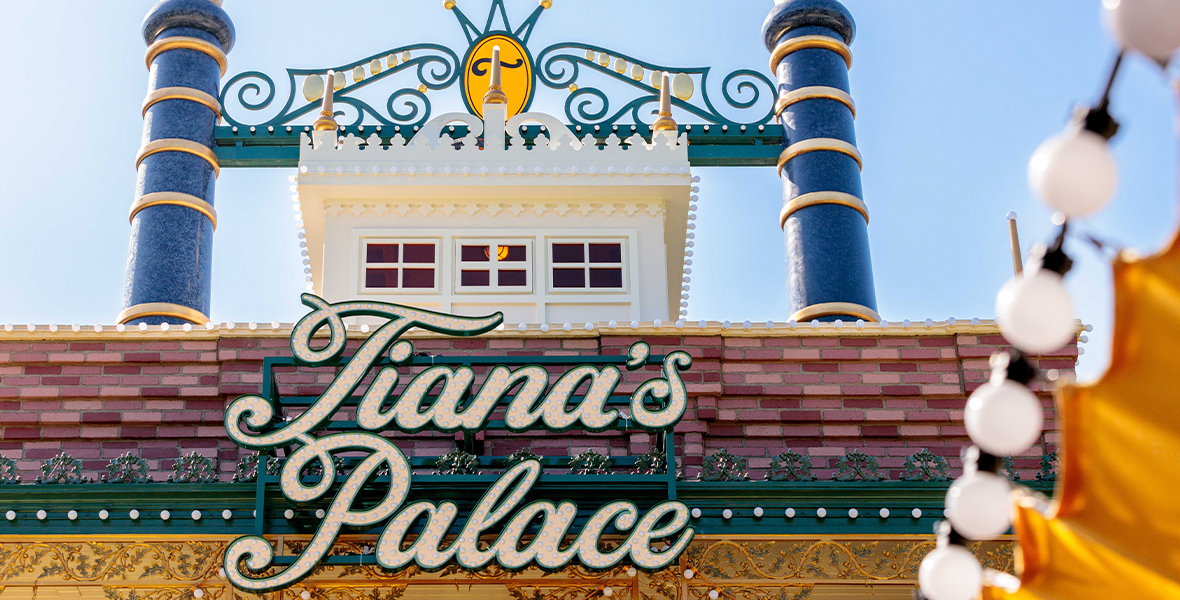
603;587;613;597
722;509;732;519
627;567;637;577
68;510;77;520
193;590;204;599
1105;0;1180;63
5;510;14;521
691;508;701;518
36;510;46;520
816;507;827;518
301;592;311;600
160;510;170;521
918;545;983;600
129;509;140;520
709;591;719;600
285;509;295;519
784;508;795;518
1028;127;1117;217
965;379;1044;455
222;509;232;520
996;269;1076;353
945;471;1012;540
191;510;202;521
753;506;763;518
684;569;694;579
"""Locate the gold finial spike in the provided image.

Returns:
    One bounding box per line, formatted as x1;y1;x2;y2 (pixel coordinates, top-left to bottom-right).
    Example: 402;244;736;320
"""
483;46;508;105
1007;211;1024;276
652;72;677;132
313;70;339;131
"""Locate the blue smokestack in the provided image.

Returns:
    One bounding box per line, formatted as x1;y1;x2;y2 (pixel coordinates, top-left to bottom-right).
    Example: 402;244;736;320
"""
763;0;879;322
120;0;234;325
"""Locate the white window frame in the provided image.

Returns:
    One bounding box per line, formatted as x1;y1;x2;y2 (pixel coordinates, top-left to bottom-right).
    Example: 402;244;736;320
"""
546;238;629;293
359;238;441;294
454;239;534;294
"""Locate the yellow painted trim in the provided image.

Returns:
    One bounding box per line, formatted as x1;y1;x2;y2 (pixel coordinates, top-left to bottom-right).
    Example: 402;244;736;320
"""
117;302;210;325
769;34;852;72
144;36;227;77
780;191;868;227
791;302;881;323
777;138;862;173
141;86;222;117
774;85;855;118
135;138;220;176
129;192;217;230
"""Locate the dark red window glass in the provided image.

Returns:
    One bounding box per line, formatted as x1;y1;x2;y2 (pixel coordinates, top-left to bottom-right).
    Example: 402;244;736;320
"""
461;246;489;262
366;244;399;263
402;268;434;288
498;270;527;286
588;243;621;263
553;268;585;288
552;244;584;263
501;245;527;262
365;268;399;288
402;244;436;263
589;268;623;288
461;270;490;286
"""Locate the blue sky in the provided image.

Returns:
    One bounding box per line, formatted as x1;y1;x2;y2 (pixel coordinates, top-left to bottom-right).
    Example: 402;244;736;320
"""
0;1;1176;379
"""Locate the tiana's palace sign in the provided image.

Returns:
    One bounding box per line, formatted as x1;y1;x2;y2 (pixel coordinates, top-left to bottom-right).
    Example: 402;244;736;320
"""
223;296;694;591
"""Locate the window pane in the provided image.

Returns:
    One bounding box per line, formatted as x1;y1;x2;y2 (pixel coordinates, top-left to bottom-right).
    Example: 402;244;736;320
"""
366;244;399;264
553;268;585;288
552;243;584;263
500;245;527;262
589;268;623;288
402;244;436;263
588;243;621;263
461;245;489;262
498;270;527;286
402;268;434;288
461;270;490;286
365;268;398;288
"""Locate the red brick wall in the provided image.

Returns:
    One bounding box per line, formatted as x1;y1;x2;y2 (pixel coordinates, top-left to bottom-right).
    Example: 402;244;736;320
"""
0;324;1076;482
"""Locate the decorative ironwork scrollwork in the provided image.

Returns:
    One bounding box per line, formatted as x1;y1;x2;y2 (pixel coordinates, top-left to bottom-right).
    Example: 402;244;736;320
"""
535;43;775;128
220;44;460;129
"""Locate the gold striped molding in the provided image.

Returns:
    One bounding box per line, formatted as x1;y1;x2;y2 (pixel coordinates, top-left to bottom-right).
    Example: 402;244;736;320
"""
117;302;210;325
135;138;220;176
144;36;227;77
776;137;862;174
791;302;881;323
774;85;855;118
142;86;223;117
780;191;868;227
769;34;852;73
129;192;217;230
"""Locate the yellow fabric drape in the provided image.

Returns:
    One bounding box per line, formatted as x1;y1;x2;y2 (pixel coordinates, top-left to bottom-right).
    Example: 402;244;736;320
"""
985;232;1180;599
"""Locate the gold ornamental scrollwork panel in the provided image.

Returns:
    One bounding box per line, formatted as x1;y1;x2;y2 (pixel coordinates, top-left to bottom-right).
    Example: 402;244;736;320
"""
0;539;230;583
682;535;1013;587
0;536;1012;600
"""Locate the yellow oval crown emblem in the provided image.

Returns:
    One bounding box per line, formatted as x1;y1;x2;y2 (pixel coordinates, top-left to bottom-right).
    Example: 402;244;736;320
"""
463;33;533;119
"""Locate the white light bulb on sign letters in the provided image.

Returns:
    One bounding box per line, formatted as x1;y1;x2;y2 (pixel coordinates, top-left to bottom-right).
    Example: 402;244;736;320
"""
945;471;1011;540
1105;0;1180;63
996;269;1075;353
918;545;982;600
1028;127;1117;217
965;379;1044;455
